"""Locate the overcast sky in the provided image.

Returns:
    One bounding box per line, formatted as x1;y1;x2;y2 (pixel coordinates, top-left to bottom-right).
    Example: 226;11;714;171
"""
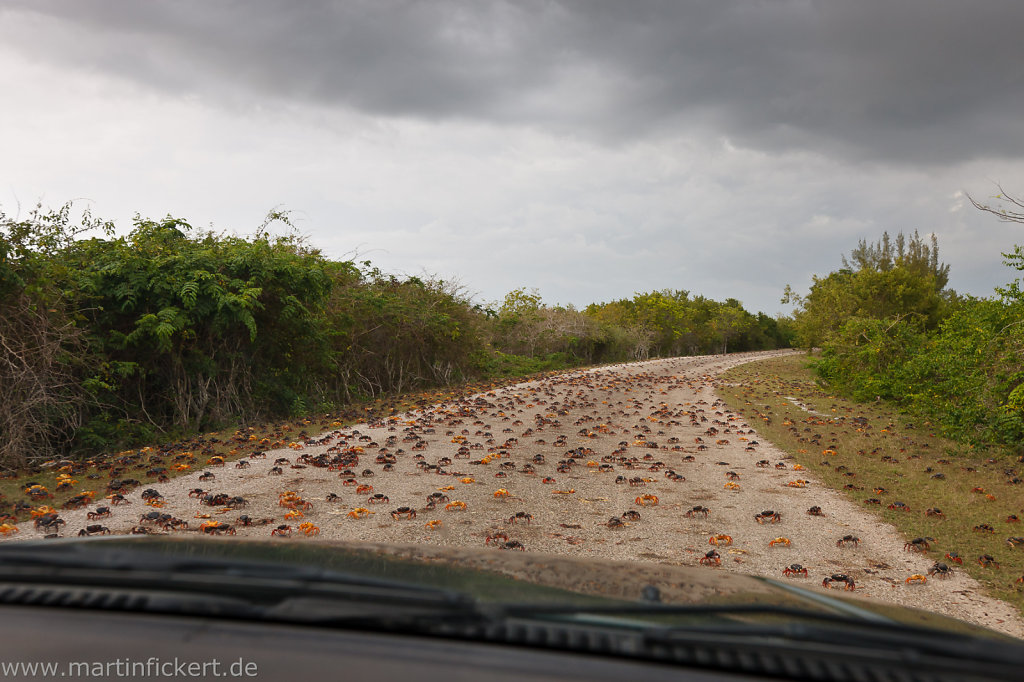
3;1;1024;315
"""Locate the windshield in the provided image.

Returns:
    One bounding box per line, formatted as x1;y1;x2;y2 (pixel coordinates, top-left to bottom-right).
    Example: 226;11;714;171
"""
3;3;1024;681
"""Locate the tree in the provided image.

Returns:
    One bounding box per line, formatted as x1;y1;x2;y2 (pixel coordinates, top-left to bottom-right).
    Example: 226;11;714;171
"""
783;231;950;348
969;184;1024;224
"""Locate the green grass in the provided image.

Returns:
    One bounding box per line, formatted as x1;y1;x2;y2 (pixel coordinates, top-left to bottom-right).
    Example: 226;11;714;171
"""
715;353;1024;616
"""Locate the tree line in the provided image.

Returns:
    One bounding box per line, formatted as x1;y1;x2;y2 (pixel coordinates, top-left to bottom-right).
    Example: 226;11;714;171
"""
785;222;1024;451
0;205;792;467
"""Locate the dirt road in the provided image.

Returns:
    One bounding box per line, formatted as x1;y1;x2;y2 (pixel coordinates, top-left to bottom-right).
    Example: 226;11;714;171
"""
7;350;1023;637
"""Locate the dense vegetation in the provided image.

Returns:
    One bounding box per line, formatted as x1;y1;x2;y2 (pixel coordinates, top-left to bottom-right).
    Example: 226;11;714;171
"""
785;224;1024;451
0;204;792;467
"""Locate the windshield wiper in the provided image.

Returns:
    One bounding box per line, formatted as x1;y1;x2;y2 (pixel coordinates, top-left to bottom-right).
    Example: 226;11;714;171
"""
0;543;473;610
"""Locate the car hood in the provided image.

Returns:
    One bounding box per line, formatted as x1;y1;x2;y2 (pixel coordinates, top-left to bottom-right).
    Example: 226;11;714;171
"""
14;535;1008;641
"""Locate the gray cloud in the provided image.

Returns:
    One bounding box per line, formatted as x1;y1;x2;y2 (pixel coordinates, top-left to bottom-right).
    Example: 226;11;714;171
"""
4;1;1024;164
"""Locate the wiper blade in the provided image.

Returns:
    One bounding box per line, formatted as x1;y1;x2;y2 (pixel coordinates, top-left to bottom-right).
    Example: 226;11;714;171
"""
0;543;472;608
489;603;1024;664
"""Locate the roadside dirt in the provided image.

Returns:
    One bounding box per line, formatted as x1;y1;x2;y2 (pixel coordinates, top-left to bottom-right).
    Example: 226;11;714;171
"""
6;350;1023;637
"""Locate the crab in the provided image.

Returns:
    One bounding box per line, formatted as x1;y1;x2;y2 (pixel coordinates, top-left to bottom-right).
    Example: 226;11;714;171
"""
445;501;467;511
391;507;417;520
928;562;954;579
635;494;659;506
507;511;533;524
485;531;510;545
63;492;96;510
541;477;556;484
284;510;304;520
1007;537;1024;548
685;505;710;518
787;480;808;488
904;537;931;552
621;510;642;521
85;506;112;521
30;506;57;519
367;493;390;505
355;484;374;494
271;525;293;536
768;537;791;547
708;534;733;546
198;472;216;482
974;523;996;533
107;493;128;505
723;481;741;491
754;510;781;524
725;471;741;481
35;514;65;533
783;564;808;578
606;517;626;528
978;554;1000;568
905;574;928;585
199;521;234;535
77;524;111;536
806;506;824;516
24;485;52;500
699;549;721;566
888;501;911;512
500;540;526;551
945;551;964;565
424;519;443;530
493;488;511;499
0;523;20;536
822;574;855;590
347;507;373;519
298;522;320;536
836;535;860;548
925;507;946;519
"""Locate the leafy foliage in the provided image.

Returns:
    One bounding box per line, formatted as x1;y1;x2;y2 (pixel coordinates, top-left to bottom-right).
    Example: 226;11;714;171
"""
791;228;1024;449
0;203;791;466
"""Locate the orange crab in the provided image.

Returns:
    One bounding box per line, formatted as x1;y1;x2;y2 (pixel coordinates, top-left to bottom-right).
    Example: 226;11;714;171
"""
708;534;733;546
905;574;928;585
424;520;443;530
493;488;511;499
460;477;475;484
0;523;19;536
723;482;741;490
298;522;320;536
768;537;792;547
355;484;373;494
30;506;57;518
786;480;809;488
347;507;373;519
635;494;659;506
284;510;304;520
445;501;467;511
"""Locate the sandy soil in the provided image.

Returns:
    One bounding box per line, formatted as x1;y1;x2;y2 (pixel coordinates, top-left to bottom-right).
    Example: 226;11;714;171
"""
5;350;1023;638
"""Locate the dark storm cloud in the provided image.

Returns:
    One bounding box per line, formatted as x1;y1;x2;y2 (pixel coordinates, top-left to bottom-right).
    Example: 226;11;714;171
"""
4;0;1024;163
